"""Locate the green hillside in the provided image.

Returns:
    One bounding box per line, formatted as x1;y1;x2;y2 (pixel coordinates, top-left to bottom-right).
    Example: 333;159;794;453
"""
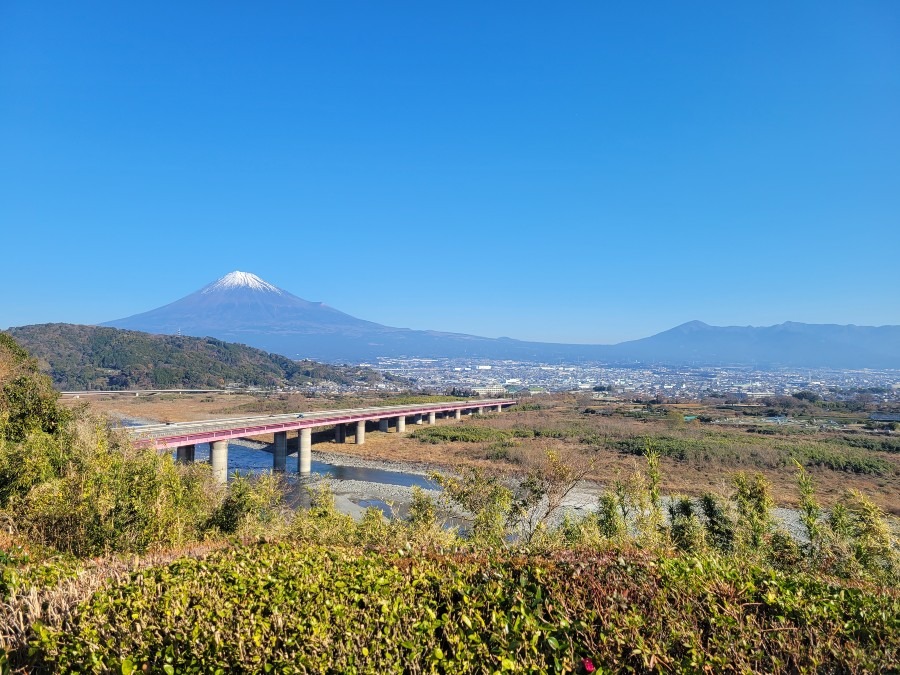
4;323;391;390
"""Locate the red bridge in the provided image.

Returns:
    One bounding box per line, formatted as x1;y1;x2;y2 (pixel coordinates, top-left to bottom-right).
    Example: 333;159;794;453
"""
124;399;517;482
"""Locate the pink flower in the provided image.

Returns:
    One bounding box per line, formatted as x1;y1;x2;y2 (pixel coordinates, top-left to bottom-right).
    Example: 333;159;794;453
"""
582;657;596;673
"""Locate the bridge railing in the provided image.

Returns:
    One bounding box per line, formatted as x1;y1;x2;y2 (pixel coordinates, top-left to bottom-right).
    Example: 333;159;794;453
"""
125;399;518;449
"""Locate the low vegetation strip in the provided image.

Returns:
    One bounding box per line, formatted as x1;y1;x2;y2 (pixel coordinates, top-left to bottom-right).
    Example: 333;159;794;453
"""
612;434;896;476
375;395;469;406
34;543;900;674
411;425;511;443
835;434;900;454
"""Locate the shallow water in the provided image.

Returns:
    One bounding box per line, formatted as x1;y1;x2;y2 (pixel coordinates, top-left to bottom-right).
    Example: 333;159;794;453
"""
178;440;436;490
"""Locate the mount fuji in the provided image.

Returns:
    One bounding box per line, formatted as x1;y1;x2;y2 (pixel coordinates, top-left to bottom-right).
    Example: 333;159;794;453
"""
101;272;900;367
102;271;567;362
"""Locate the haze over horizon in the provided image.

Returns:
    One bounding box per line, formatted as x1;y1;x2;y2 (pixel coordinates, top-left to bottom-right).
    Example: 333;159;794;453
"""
92;270;900;369
105;270;900;348
2;2;898;342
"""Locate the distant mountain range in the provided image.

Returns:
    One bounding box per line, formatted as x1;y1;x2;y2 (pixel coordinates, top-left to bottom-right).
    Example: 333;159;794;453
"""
97;271;900;369
6;323;395;390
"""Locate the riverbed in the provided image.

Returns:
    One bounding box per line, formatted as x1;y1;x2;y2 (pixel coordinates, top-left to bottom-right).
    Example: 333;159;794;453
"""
117;415;804;536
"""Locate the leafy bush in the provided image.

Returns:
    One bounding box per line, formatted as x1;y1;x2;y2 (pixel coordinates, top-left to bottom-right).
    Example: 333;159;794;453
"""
485;441;514;460
835;435;900;454
509;402;542;411
411;425;509;444
32;544;900;674
798;446;893;475
204;472;287;537
2;424;218;556
0;335;72;444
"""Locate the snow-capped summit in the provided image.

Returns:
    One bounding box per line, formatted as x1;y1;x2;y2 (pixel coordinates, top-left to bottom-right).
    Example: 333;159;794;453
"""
102;272;900;367
202;271;284;295
102;270;384;357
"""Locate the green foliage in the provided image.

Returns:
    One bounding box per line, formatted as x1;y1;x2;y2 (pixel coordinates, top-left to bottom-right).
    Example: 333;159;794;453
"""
611;429;899;477
430;467;513;547
406;486;438;531
31;544;900;674
0;543;81;600
795;462;823;555
797;445;892;475
668;497;706;553
615;436;694;460
287;482;359;547
0;333;29;364
732;472;775;554
698;492;735;553
4;324;390;390
819;490;900;582
378;394;468;406
0;334;287;556
1;347;898;672
412;425;510;444
485;440;517;460
205;472;287;537
590;493;621;540
509;402;543;411
0;335;72;444
836;434;900;454
590;456;667;546
644;448;663;533
2;426;218;556
792;390;821;403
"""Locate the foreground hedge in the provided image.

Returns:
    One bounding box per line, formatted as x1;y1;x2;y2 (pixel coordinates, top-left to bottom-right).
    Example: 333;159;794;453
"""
34;543;899;673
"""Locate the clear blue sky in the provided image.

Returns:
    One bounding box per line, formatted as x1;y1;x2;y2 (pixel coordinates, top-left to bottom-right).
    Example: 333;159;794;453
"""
2;2;898;344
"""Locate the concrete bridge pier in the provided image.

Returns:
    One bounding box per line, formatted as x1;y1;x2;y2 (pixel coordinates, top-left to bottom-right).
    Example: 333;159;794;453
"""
299;428;311;475
478;407;485;414
210;440;228;484
396;416;406;433
378;418;389;433
428;411;436;424
176;444;195;463
335;424;346;443
496;404;503;412
356;420;366;445
414;414;423;425
274;431;287;472
455;409;462;420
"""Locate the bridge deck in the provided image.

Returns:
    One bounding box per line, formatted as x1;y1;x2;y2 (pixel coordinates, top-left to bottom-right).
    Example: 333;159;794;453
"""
123;399;516;450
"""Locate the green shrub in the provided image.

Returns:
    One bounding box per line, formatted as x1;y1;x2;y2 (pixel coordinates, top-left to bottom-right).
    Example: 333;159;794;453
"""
798;446;893;475
33;544;900;674
204;472;287;537
698;492;735;553
6;429;218;556
835;435;900;454
411;426;509;444
0;334;72;444
430;467;513;547
406;486;437;530
668;497;706;553
509;402;542;411
485;438;519;460
732;472;775;555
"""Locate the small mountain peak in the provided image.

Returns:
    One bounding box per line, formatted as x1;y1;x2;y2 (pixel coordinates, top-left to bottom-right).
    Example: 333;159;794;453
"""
675;320;710;331
201;271;284;295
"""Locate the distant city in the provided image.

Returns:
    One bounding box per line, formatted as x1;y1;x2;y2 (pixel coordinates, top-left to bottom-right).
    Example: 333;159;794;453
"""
367;359;900;403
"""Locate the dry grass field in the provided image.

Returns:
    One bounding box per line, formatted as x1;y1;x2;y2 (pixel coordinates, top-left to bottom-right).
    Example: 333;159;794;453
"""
71;391;900;515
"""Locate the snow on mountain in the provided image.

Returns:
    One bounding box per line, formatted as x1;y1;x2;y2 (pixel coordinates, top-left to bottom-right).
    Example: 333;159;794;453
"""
201;271;284;295
101;273;900;367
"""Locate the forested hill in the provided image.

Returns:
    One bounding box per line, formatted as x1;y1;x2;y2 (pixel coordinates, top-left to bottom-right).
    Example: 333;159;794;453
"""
5;323;393;390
